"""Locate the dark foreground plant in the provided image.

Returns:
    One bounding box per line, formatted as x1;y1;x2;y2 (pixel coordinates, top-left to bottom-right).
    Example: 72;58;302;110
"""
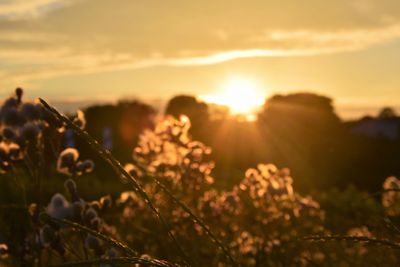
1;88;400;266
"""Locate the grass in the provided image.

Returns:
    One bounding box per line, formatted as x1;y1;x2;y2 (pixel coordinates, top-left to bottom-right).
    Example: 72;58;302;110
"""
39;98;240;267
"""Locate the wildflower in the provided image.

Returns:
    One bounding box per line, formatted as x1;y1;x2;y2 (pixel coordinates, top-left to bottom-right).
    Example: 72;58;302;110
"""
57;148;79;175
75;159;95;174
2;97;18;110
100;195;112;209
124;163;140;178
2;127;16;141
20;122;41;142
3;108;26;127
46;193;72;219
73;110;86;129
0;243;8;259
382;176;400;216
0;160;10;172
117;191;136;204
21;102;41;121
0;243;8;254
15;87;23;103
90;201;101;211
84;207;98;225
8;143;21;160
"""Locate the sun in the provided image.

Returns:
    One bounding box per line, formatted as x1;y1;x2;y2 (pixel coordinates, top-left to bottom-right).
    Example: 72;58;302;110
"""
200;78;266;120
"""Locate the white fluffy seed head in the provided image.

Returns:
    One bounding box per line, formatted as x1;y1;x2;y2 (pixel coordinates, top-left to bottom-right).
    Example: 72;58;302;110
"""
20;122;40;142
76;160;95;174
46;193;71;219
100;195;112;209
0;243;8;254
84;207;98;223
73;110;86;129
57;148;79;175
21;102;41;121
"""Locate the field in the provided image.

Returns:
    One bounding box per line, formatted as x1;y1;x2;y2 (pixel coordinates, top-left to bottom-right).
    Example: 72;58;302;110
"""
0;88;400;267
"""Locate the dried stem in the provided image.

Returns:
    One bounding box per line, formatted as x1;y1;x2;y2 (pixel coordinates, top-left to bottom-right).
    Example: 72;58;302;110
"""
302;235;400;250
49;256;179;267
40;213;139;257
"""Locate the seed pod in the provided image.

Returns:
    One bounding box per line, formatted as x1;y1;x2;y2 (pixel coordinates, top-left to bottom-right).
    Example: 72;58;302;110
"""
15;87;23;103
20;122;40;142
57;148;79;175
2;127;16;141
76;160;95;174
21;102;41;121
100;195;112;210
84;207;98;225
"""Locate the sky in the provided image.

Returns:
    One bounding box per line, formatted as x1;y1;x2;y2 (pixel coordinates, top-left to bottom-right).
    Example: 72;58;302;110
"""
0;0;400;118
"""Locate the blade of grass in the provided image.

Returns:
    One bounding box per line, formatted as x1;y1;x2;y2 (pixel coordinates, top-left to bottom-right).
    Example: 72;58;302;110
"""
49;256;179;267
39;98;192;266
40;213;138;257
302;235;400;250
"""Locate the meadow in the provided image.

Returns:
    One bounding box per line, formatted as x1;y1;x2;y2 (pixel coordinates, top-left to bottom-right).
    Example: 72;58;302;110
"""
0;88;400;267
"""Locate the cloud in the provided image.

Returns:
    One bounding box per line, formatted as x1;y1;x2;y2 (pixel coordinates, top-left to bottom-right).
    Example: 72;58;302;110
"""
0;0;72;20
1;0;400;83
1;21;400;82
262;24;400;47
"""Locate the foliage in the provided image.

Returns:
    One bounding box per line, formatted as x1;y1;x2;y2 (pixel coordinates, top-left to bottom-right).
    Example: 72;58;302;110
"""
0;88;400;266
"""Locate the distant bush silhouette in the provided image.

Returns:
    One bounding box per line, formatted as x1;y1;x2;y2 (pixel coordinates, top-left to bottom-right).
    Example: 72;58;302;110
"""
165;95;209;138
83;100;155;162
378;107;397;119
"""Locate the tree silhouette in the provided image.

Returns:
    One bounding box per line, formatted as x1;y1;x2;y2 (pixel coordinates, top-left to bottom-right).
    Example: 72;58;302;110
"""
165;95;209;138
378;107;397;119
83;100;155;163
257;93;344;190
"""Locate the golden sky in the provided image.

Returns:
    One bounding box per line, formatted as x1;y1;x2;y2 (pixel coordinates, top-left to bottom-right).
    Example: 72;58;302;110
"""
0;0;400;118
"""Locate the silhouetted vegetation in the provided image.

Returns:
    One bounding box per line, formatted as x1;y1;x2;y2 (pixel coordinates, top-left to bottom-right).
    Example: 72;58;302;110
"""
2;88;400;266
73;92;400;194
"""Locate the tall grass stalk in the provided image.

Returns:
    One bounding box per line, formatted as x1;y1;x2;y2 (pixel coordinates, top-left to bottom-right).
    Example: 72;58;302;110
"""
49;256;179;267
40;213;139;257
302;235;400;250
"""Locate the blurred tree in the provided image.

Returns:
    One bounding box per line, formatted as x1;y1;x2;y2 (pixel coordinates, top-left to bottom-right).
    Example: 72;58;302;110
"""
378;107;397;119
257;93;345;190
81;100;155;175
165;95;210;138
